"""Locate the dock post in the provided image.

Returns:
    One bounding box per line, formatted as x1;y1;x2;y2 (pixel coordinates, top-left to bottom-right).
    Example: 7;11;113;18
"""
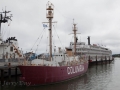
109;56;110;64
8;67;11;82
15;67;17;76
15;67;17;82
101;56;102;64
105;56;107;64
1;69;4;86
96;55;97;65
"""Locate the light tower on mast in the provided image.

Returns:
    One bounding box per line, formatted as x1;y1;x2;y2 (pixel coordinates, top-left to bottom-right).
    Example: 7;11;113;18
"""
0;8;12;41
46;2;54;61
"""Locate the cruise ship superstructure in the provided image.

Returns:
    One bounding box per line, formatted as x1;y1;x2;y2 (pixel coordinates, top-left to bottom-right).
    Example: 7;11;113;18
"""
67;36;112;63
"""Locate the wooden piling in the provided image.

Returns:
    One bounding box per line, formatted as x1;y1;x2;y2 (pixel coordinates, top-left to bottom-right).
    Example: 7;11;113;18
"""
8;67;11;81
105;56;107;64
96;55;97;65
15;67;17;82
109;56;110;64
1;69;4;85
101;56;102;64
15;67;17;76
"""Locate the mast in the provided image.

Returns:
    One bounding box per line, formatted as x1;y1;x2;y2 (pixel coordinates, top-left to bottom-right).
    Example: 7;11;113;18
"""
0;9;12;41
73;24;77;55
70;20;80;55
0;9;12;59
46;2;54;61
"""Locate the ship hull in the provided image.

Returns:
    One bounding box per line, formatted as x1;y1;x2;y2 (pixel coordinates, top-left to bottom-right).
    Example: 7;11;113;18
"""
18;62;88;85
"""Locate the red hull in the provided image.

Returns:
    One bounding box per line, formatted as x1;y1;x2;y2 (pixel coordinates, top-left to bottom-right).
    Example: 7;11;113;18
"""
18;62;88;85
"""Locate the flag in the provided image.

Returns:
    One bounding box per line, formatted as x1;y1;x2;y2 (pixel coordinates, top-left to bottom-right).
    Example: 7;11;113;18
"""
43;24;47;28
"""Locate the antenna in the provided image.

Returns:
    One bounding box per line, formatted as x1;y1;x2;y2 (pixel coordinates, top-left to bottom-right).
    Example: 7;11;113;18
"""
0;7;12;40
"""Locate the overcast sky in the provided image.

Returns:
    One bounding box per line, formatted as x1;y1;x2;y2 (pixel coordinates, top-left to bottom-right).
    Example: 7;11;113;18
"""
0;0;120;54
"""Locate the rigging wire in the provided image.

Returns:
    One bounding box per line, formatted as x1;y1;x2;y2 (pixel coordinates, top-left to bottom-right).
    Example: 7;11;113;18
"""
2;24;8;39
52;25;57;54
53;24;65;51
30;28;45;52
54;6;73;20
7;23;11;38
45;36;48;54
70;36;74;43
1;20;13;41
7;20;12;38
35;28;46;54
44;24;49;54
44;27;48;54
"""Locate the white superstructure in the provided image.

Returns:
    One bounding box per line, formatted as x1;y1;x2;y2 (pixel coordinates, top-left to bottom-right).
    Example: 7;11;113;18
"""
0;37;23;60
67;41;112;62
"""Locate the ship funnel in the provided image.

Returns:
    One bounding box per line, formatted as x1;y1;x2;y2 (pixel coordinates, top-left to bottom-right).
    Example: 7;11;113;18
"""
87;36;90;45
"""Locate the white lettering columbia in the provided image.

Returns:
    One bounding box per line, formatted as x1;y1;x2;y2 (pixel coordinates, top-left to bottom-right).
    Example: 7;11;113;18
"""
67;65;84;75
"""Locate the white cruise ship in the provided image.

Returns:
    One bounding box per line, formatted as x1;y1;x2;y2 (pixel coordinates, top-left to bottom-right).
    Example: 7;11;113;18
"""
66;36;112;63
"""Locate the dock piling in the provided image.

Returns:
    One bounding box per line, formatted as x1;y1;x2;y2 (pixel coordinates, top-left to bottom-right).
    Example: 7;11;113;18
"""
15;67;18;82
15;67;17;76
96;55;97;65
105;56;107;64
8;67;11;82
109;56;110;64
101;57;103;64
1;69;4;86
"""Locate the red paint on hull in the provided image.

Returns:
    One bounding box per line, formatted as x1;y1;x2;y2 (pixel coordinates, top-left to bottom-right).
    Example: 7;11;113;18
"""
18;62;88;85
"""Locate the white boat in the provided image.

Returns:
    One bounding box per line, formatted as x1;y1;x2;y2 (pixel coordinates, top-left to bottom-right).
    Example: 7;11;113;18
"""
66;36;112;63
18;2;88;85
0;9;24;66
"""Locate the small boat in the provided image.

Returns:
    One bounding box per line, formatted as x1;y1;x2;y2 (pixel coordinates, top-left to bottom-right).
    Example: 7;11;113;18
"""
18;2;88;85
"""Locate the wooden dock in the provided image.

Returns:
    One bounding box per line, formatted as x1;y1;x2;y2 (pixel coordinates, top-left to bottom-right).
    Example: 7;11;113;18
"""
0;65;19;85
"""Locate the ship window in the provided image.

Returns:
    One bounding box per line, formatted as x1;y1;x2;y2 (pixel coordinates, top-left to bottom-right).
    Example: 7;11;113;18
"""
10;47;13;52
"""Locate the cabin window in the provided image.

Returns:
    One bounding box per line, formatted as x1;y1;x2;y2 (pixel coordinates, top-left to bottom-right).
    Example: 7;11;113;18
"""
10;47;13;52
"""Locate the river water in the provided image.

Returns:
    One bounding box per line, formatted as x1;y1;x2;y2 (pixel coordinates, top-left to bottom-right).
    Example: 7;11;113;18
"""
1;58;120;90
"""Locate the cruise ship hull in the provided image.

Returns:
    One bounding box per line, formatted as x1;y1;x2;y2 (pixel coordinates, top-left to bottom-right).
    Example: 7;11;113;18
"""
18;62;88;85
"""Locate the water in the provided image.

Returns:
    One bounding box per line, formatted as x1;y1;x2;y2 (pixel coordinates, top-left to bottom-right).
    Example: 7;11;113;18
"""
1;58;120;90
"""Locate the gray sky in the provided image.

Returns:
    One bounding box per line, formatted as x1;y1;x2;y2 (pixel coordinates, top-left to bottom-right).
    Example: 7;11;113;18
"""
0;0;120;54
